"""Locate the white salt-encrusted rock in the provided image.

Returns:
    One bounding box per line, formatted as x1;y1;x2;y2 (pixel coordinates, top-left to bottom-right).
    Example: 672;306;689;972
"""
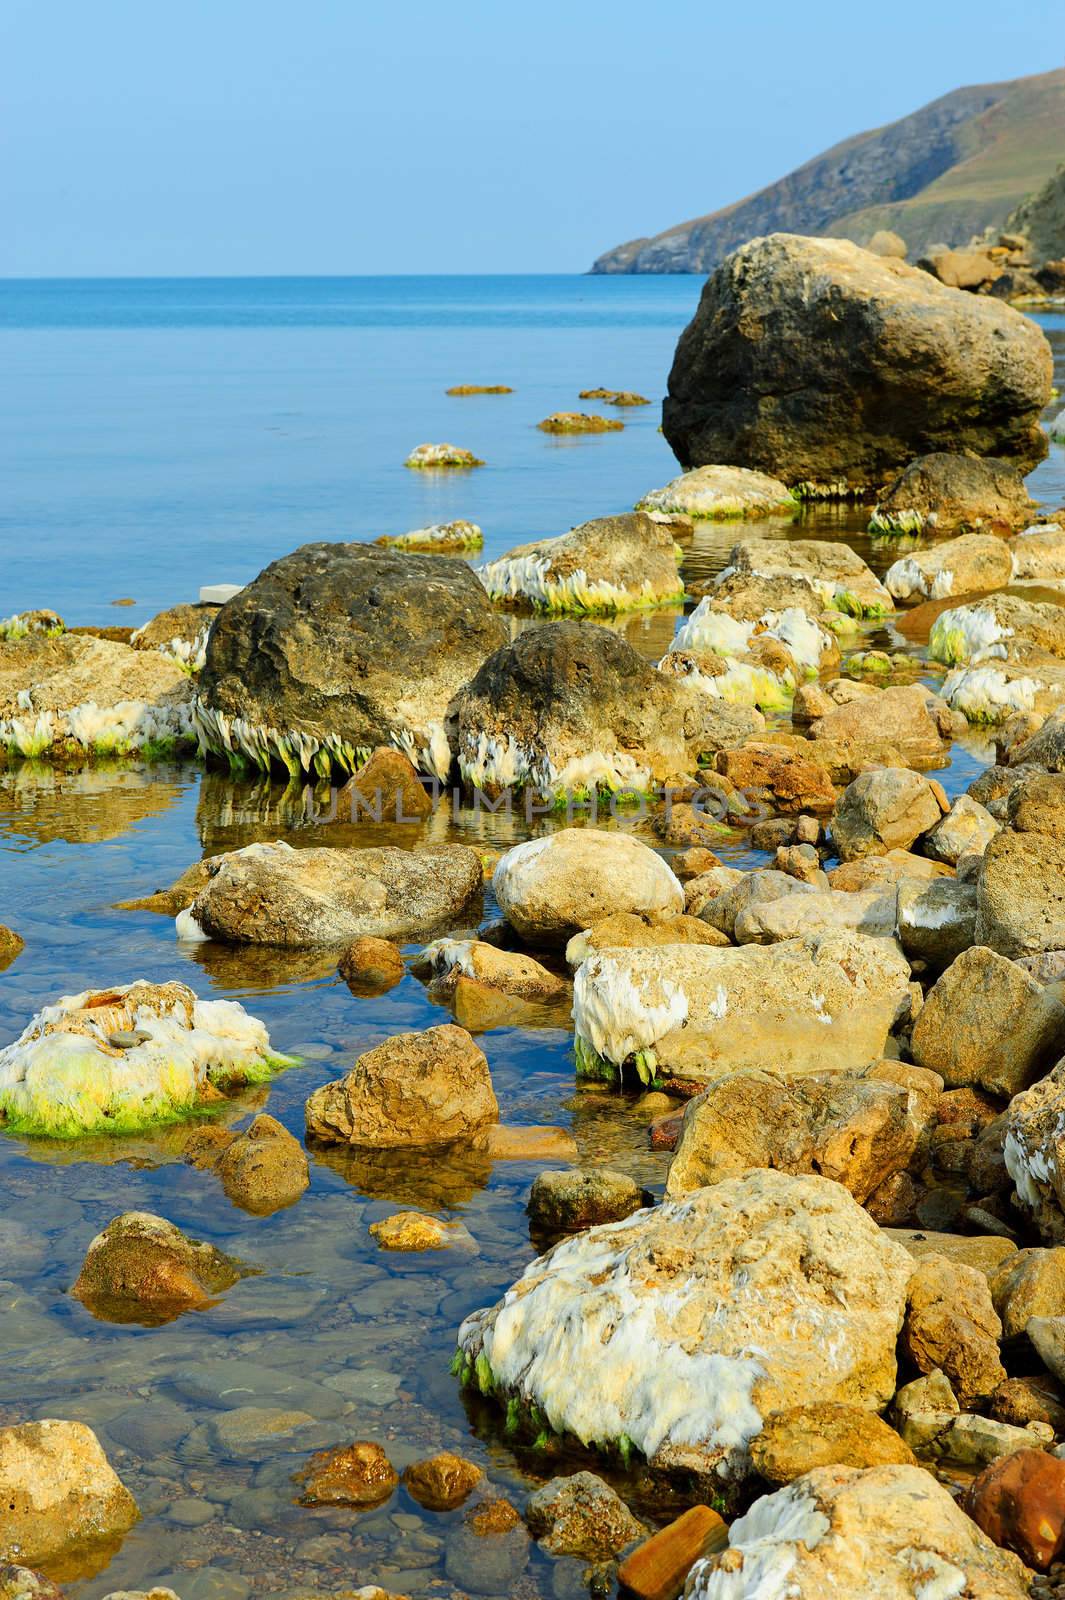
0;980;289;1138
494;830;683;947
930;593;1065;667
939;660;1065;724
477;513;684;615
659;601;837;710
571;932;911;1085
456;1171;913;1489
684;1463;1028;1598
0;633;195;759
636;465;795;520
884;532;1013;604
376;519;483;552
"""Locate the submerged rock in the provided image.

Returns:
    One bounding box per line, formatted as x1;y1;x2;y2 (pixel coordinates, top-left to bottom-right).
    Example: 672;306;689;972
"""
477;512;683;615
403;1451;483;1509
305;1024;498;1148
451;620;709;795
72;1211;247;1325
0;1420;139;1569
493;829;683;946
572;933;911;1086
338;936;406;995
0;633;195;759
456;1170;912;1491
295;1440;398;1505
683;1463;1028;1598
194;541;506;779
184;1112;309;1214
0;926;23;972
368;1211;476;1252
662;233;1052;492
871;454;1036;536
0;979;289;1137
527;1168;644;1234
183;839;483;946
636;464;795;519
524;1471;646;1558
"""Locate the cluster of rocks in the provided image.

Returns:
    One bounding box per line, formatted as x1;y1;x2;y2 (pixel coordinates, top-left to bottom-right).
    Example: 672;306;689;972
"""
919;231;1065;306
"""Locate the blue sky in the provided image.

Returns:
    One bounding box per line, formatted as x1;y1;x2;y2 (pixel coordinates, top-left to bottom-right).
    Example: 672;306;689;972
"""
2;0;1060;275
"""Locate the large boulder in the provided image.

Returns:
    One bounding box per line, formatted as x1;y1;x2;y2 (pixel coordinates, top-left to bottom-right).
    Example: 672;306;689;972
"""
662;234;1051;493
182;839;483;946
831;769;944;860
666;1069;932;1203
683;1464;1028;1598
715;537;891;618
305;1024;498;1148
476;513;684;614
571;933;911;1086
911;946;1065;1096
871;455;1036;537
636;464;795;519
0;980;289;1138
450;621;710;795
72;1211;247;1325
885;533;1015;604
0;633;195;759
0;1420;139;1568
455;1171;913;1492
976;776;1065;957
493;829;683;947
810;684;953;767
194;542;507;779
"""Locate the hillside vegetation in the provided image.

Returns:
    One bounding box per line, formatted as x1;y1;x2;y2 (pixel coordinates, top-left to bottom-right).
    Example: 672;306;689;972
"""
592;67;1065;274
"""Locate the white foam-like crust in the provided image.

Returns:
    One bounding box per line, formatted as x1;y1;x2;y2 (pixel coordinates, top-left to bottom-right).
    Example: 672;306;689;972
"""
477;550;681;615
928;604;1013;666
685;1484;830;1599
658;651;794;711
572;951;689;1060
174;908;209;943
192;698;452;781
130;621;211;672
940;665;1044;721
459;1203;766;1463
458;730;653;794
673;601;829;675
885;556;956;602
1050;413;1065;444
0;698;194;758
0;981;284;1133
418;937;478;978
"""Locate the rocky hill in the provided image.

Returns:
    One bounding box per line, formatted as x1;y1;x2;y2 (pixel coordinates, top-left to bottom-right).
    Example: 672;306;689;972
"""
592;67;1065;274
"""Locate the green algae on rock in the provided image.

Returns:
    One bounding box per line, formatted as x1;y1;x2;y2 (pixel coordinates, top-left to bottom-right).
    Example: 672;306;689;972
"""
536;412;623;434
637;464;796;520
0;980;292;1138
374;519;483;552
0;609;65;642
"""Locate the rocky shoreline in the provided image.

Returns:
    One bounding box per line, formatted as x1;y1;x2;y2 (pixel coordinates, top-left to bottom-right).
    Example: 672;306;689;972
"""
3;231;1065;1599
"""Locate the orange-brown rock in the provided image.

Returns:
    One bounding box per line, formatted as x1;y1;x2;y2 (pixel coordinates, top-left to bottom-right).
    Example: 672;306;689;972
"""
339;936;406;994
403;1450;483;1509
964;1447;1065;1570
715;743;836;814
616;1505;728;1600
295;1440;398;1506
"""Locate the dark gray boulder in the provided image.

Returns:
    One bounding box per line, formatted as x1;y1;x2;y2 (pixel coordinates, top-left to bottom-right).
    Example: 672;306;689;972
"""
662;234;1052;494
195;542;506;778
449;620;719;796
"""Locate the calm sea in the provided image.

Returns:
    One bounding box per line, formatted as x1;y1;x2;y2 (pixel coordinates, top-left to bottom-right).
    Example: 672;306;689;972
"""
0;275;712;626
3;276;1059;629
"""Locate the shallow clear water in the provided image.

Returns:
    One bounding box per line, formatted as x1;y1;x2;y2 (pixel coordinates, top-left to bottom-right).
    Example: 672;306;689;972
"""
0;280;1064;1598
